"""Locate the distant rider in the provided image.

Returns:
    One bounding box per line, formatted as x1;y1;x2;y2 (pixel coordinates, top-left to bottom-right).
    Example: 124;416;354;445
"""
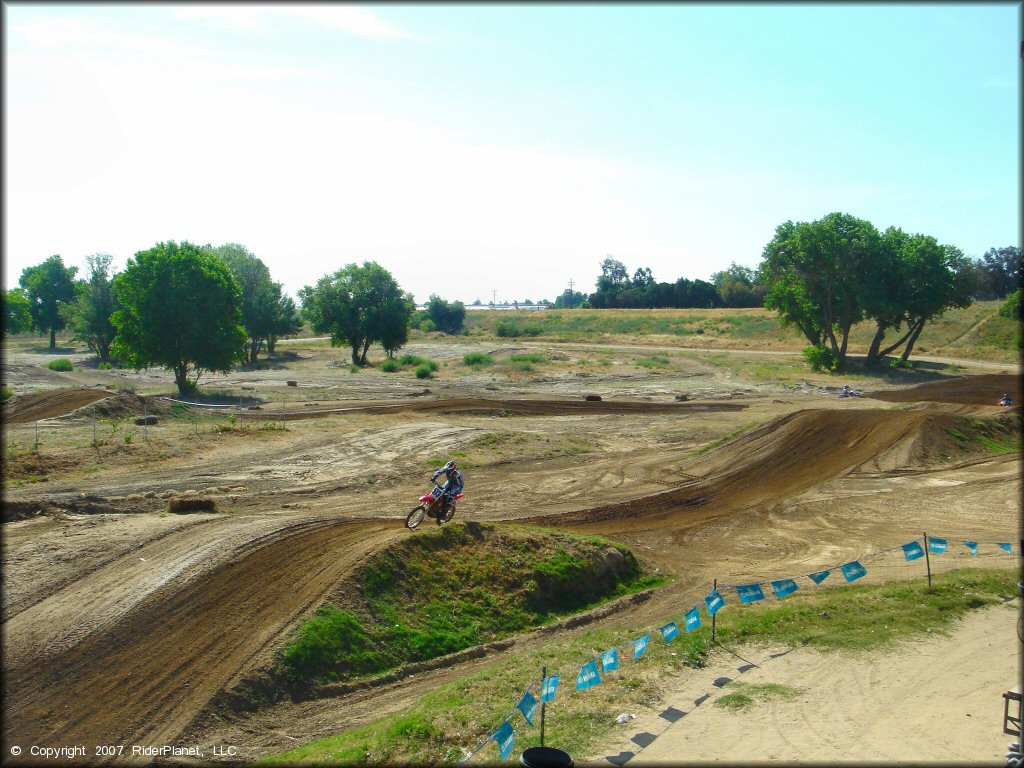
999;393;1013;407
431;460;464;515
841;384;851;396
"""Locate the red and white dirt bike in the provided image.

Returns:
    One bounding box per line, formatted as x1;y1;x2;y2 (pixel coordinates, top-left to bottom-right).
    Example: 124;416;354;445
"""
405;483;464;529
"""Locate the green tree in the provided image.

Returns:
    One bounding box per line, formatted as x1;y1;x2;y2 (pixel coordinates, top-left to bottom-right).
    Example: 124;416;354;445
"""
299;262;413;365
426;294;466;335
266;291;302;355
3;288;33;336
111;241;246;394
761;213;883;366
209;243;278;365
18;255;78;348
974;246;1021;299
60;254;120;362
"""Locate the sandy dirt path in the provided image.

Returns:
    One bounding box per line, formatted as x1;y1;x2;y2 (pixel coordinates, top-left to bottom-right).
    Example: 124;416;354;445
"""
2;519;401;765
589;601;1021;764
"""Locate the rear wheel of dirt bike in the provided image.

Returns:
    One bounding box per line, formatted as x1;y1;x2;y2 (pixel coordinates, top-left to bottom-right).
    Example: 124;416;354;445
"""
406;504;426;529
440;501;456;524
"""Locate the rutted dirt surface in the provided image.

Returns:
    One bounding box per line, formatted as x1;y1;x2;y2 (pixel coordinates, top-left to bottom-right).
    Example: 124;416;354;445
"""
2;342;1020;766
3;387;117;423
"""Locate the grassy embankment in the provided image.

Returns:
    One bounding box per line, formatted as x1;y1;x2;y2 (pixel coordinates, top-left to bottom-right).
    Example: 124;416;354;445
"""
262;567;1018;765
278;522;665;685
457;301;1018;363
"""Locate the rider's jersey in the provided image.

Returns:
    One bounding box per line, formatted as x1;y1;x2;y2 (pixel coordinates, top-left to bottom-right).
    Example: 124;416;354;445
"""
432;466;464;496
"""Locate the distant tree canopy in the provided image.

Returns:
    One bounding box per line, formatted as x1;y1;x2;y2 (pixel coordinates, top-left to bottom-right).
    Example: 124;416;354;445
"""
208;243;301;365
759;212;974;368
18;255;78;348
972;246;1022;300
112;241;246;394
60;254;120;362
299;262;414;364
589;257;722;309
426;294;466;335
3;288;33;336
554;290;587;308
710;262;766;308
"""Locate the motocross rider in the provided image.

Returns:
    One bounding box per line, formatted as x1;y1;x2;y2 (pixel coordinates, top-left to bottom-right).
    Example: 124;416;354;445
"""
431;460;464;514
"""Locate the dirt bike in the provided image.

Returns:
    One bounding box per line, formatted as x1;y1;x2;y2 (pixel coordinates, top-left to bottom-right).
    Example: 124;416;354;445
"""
405;483;464;529
837;388;862;398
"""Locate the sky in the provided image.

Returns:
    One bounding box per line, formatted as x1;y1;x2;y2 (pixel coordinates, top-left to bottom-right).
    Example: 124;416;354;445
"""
3;3;1020;305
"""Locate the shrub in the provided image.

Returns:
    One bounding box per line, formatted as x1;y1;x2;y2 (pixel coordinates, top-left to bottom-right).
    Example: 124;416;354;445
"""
97;361;114;370
414;364;433;379
495;321;541;338
349;364;361;374
463;352;494;367
380;359;401;373
998;289;1021;321
1;385;12;402
46;358;73;371
509;353;545;363
802;345;837;372
890;358;914;370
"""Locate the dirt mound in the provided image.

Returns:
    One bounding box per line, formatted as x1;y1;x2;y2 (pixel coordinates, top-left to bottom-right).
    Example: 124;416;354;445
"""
3;388;115;424
870;374;1020;406
66;392;173;421
529;408;939;532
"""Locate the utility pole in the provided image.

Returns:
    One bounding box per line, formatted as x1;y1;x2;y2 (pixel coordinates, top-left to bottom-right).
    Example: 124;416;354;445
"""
567;278;575;308
492;289;497;308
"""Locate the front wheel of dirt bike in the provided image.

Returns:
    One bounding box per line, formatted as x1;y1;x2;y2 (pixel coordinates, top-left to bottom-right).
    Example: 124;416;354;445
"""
406;504;427;529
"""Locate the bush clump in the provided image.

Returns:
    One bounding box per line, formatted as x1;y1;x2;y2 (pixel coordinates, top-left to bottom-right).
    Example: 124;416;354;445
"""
380;359;401;373
802;345;838;372
463;352;494;367
414;364;433;379
46;358;74;371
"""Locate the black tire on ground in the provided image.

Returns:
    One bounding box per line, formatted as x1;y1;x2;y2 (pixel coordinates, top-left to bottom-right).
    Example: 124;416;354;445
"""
406;504;427;529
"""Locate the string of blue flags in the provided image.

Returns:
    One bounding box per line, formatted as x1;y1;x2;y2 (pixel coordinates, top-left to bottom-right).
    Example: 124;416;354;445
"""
465;535;1019;763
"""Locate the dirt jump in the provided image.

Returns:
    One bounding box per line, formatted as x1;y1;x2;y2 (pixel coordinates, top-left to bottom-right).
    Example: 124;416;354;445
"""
1;360;1019;764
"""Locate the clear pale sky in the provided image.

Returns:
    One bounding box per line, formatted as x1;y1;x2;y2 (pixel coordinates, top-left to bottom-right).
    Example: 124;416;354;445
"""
3;3;1020;305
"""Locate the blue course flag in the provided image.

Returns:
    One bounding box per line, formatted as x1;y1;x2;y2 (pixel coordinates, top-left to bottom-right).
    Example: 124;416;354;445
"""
494;721;515;761
541;675;559;703
633;634;650;661
517;691;538;727
962;541;978;556
808;570;830;585
660;621;680;642
601;647;619;673
928;537;947;554
736;583;766;603
841;561;867;582
771;578;798;599
684;607;702;632
705;589;725;616
902;541;924;561
998;543;1012;554
576;659;602;691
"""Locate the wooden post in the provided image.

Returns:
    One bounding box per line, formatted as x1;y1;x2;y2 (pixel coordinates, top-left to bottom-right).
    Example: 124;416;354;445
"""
34;420;39;449
239;395;243;427
712;578;717;644
93;406;97;445
540;665;546;747
143;399;148;441
923;531;932;588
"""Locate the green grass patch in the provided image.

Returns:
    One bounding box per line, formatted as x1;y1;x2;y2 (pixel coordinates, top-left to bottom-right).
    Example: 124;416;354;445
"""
941;415;1020;456
715;682;803;711
277;522;663;686
1;385;12;402
264;567;1017;766
634;356;670;369
46;358;74;371
463;352;495;368
509;353;546;364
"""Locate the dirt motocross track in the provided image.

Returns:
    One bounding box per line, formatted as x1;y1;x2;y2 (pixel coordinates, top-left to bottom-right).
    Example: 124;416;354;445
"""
1;348;1020;765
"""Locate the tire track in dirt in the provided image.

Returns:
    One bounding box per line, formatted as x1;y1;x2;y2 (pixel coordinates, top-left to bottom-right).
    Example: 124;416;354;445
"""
3;388;116;423
2;519;400;763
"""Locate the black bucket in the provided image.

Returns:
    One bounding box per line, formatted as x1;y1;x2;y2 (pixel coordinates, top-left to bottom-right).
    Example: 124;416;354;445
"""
520;746;573;768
